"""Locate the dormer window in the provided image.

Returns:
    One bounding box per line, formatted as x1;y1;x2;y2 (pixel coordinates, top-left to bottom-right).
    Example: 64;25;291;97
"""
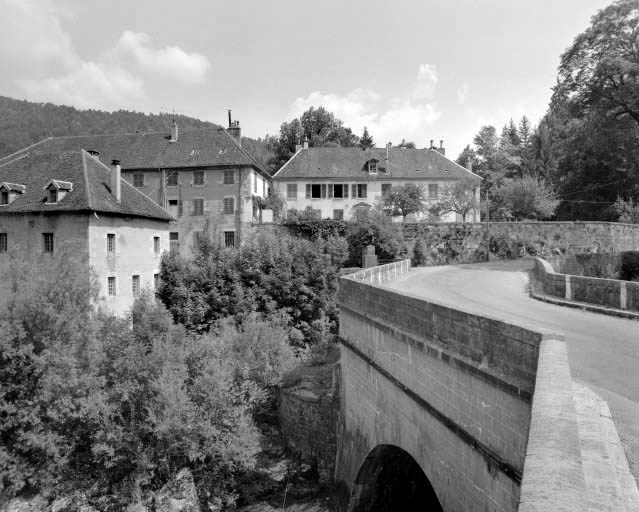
368;160;378;174
0;182;26;205
43;179;73;204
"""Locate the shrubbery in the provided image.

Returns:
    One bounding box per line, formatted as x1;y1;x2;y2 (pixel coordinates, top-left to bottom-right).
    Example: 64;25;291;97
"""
0;249;297;509
158;231;342;343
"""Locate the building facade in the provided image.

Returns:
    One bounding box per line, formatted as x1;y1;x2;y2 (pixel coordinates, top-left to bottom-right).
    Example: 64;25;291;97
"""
0;116;270;257
273;142;481;222
0;149;172;315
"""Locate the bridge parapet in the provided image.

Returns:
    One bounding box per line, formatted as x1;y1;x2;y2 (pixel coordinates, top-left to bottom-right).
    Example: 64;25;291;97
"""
337;261;583;512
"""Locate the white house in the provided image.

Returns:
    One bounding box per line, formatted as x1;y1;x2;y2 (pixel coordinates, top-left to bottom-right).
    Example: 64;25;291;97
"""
272;141;481;222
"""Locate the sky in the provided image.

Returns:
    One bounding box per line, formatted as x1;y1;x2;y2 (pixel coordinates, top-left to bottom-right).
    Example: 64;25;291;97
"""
0;0;612;159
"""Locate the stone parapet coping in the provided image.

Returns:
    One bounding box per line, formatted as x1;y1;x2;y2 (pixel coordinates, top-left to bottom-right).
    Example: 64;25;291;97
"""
533;257;639;317
518;339;587;512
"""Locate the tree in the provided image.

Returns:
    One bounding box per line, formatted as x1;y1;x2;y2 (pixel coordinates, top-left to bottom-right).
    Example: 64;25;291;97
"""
359;127;374;149
299;106;358;147
492;176;559;220
383;183;426;220
429;179;479;223
555;0;639;126
613;197;639;223
345;205;403;263
268;107;359;172
395;139;416;149
455;144;480;172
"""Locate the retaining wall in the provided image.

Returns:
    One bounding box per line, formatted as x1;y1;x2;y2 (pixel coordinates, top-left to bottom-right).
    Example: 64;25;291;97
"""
534;257;639;312
277;371;339;482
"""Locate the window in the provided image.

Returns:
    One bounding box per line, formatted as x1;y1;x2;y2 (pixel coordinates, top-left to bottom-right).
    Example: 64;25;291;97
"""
351;184;368;199
224;231;235;248
428;184;439;199
168;199;183;217
0;233;6;253
287;184;297;200
332;184;348;198
1;191;8;205
223;197;235;214
169;232;179;255
193;198;204;216
223;170;235;184
132;275;140;296
43;233;54;253
133;173;144;187
153;236;160;255
307;184;327;199
107;276;116;296
107;233;115;253
154;273;160;290
193;231;204;248
193;170;204;186
333;209;344;220
381;183;392;197
48;189;58;203
167;172;178;186
368;160;378;173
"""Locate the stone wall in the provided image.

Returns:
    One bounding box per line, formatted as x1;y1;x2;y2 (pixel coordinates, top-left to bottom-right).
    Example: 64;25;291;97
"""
534;257;639;313
277;366;339;483
253;221;639;265
336;261;565;512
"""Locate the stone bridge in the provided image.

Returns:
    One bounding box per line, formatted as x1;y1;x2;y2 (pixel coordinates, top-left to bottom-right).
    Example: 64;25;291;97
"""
335;260;632;512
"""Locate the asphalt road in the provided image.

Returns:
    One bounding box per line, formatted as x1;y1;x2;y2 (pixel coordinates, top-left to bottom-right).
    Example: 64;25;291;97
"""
383;259;639;481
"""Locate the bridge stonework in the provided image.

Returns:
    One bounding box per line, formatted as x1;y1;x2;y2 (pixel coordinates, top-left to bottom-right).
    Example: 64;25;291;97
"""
336;261;564;511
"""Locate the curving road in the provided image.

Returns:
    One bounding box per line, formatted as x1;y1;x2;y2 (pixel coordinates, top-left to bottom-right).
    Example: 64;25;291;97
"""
383;259;639;481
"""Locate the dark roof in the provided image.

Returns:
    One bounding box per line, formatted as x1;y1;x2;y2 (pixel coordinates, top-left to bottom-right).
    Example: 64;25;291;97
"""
0;128;269;178
273;147;481;181
0;150;173;221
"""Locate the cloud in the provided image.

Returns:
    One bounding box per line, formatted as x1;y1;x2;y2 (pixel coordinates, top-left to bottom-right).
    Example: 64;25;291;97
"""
413;64;438;101
0;0;75;68
289;64;440;146
0;0;210;109
457;82;469;105
19;62;145;110
114;31;210;84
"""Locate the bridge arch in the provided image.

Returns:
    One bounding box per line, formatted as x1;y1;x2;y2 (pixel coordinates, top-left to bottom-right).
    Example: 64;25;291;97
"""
349;444;443;512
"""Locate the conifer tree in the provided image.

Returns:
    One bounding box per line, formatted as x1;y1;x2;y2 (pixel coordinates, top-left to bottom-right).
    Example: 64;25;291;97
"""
359;127;375;149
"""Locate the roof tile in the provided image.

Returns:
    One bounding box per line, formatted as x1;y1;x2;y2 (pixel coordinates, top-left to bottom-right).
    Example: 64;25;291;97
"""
0;150;173;221
274;147;481;181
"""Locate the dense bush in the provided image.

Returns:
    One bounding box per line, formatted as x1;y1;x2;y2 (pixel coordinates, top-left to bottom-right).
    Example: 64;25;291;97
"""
0;249;297;508
345;209;404;264
620;251;639;281
158;231;342;343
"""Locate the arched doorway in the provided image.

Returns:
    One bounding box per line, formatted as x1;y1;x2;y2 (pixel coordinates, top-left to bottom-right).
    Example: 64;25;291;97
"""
349;444;443;512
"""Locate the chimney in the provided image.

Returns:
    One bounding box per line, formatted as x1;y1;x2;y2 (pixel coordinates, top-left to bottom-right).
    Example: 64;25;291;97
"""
303;136;309;150
430;139;434;149
438;140;445;156
170;119;178;142
111;159;121;202
295;136;302;152
386;142;391;171
466;156;473;172
226;110;241;146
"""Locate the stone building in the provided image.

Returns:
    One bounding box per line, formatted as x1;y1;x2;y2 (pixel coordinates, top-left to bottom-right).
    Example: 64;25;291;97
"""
0;149;172;315
272;140;481;222
0;116;270;256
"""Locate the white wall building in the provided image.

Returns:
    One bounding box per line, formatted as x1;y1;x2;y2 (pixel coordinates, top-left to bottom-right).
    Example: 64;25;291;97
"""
273;142;481;222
